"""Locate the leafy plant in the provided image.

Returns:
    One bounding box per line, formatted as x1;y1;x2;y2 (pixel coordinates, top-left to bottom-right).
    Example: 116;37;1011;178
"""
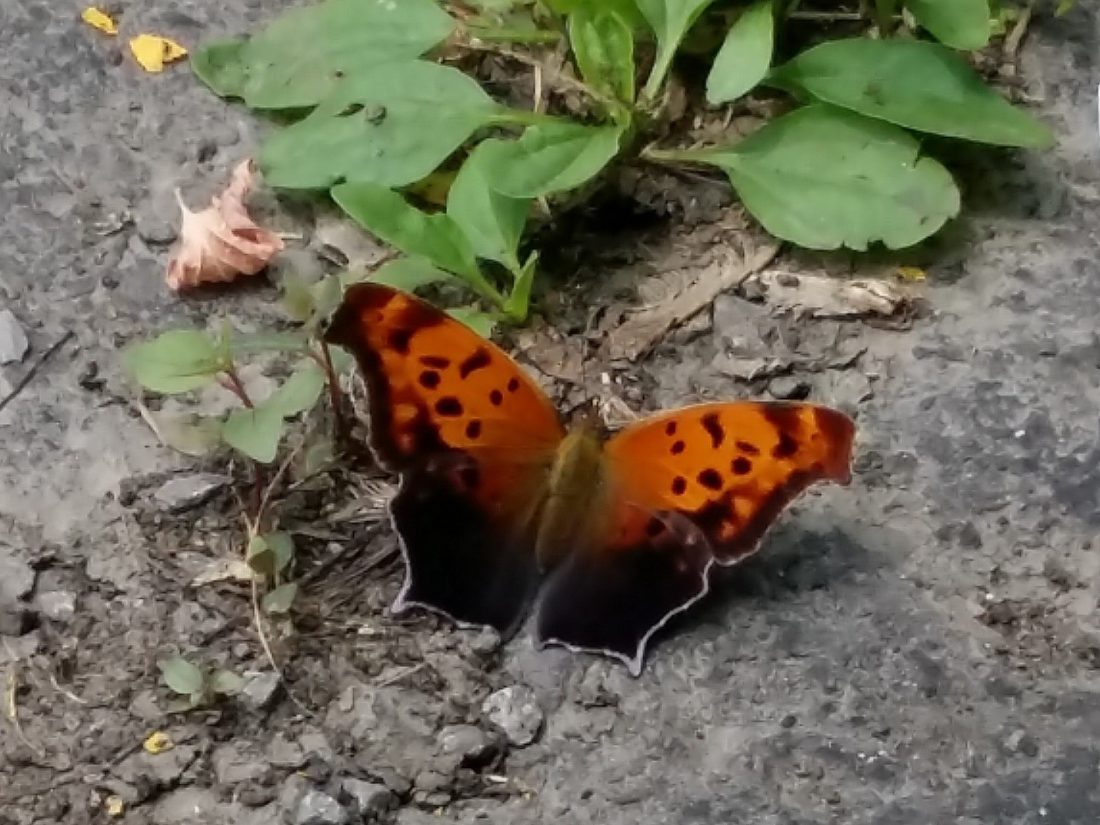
158;654;244;711
189;0;1052;330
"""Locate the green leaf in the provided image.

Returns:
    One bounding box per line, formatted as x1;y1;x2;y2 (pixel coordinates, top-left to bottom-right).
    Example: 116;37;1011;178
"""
568;6;636;103
448;307;498;339
262;582;299;615
476;122;623;198
447;144;532;272
222;404;285;464
265;364;326;419
905;0;991;50
281;276;316;323
159;655;205;696
768;38;1053;148
636;0;718;99
149;412;224;457
245;533;287;577
503;252;539;321
191;0;455;109
264;532;295;574
209;669;245;696
333;183;481;279
260;60;504;190
706;0;773;104
125;330;227;394
369;257;457;291
684;105;960;250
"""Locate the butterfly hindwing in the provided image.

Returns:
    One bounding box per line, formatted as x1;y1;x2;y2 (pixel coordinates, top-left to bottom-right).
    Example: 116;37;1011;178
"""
536;402;855;673
325;283;566;633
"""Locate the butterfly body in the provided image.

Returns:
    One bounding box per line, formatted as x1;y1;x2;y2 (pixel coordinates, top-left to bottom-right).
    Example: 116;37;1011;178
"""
326;283;856;675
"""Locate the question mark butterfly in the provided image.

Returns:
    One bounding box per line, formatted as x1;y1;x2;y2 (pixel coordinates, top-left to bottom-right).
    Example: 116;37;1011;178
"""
326;283;855;674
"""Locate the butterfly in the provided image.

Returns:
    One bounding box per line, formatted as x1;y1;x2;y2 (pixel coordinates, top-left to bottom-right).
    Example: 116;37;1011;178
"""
325;282;855;675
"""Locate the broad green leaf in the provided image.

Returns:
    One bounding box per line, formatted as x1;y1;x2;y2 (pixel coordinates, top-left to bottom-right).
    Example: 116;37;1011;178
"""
369;257;457;291
125;330;226;394
159;656;205;696
545;0;646;26
262;582;299;615
191;0;454;109
706;0;773;104
333;183;483;283
246;533;288;577
906;0;990;50
447;143;532;272
477;123;623;198
768;39;1053;148
636;0;718;99
209;669;245;695
264;532;295;573
569;7;635;103
448;307;498;339
503;252;539;321
149;412;223;457
261;61;504;190
281;276;316;323
265;364;326;419
310;274;345;327
684;105;960;250
223;404;285;464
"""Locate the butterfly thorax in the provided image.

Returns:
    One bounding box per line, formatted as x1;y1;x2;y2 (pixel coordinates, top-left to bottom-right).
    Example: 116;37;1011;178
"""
535;418;607;571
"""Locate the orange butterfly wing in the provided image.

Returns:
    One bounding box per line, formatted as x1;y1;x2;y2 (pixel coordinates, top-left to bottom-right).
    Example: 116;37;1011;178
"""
325;283;565;632
535;402;854;674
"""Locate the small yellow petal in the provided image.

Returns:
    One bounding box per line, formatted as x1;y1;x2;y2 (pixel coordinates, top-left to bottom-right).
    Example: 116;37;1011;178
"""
129;34;189;73
896;265;926;282
81;7;118;36
105;796;125;817
143;730;175;754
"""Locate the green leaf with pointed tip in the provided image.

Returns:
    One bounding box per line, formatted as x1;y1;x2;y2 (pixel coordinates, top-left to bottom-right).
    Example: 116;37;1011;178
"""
476;122;623;198
125;330;227;394
159;655;205;696
636;0;718;99
569;6;635;103
905;0;991;50
768;38;1053;148
265;364;326;419
262;582;298;615
686;105;960;250
223;405;285;464
447;143;532;272
209;669;245;696
706;0;773;104
191;0;454;109
368;257;457;291
503;252;539;321
448;307;498;339
260;61;505;190
333;183;482;280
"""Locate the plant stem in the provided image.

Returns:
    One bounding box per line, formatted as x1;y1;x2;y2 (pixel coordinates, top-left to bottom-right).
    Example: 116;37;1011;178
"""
221;366;254;409
317;342;349;444
466;25;562;44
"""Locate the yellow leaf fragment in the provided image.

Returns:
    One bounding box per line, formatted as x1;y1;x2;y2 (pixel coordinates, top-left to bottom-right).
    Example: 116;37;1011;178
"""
129;34;188;73
143;730;175;754
105;796;125;817
166;158;285;290
81;7;118;35
896;266;926;282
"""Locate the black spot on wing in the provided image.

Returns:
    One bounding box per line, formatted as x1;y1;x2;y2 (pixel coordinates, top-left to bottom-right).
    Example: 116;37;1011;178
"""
465;420;482;440
420;355;450;369
736;440;760;455
489;389;504;406
507;377;520;393
388;328;412;354
700;413;724;449
671;476;687;496
435;397;464;417
731;457;752;475
665;421;677;436
697;468;723;490
418;370;441;390
671;440;685;455
459;348;492;379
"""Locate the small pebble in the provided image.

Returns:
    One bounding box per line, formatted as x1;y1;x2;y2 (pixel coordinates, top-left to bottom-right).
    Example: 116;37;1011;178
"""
482;685;543;747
